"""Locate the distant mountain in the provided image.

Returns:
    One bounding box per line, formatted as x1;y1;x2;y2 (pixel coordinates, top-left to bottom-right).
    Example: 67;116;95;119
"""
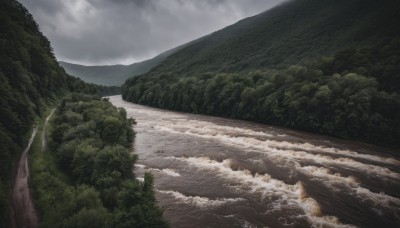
60;38;204;86
59;57;163;86
122;0;400;147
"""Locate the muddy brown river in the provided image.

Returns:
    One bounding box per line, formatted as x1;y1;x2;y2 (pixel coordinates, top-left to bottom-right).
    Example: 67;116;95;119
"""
109;95;400;228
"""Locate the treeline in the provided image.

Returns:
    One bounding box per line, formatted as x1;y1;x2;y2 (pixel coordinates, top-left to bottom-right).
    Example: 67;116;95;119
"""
122;0;400;147
0;0;117;223
122;42;400;147
31;94;167;227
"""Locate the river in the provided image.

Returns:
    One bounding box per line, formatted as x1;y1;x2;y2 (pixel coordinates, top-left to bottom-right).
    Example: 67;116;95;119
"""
109;95;400;228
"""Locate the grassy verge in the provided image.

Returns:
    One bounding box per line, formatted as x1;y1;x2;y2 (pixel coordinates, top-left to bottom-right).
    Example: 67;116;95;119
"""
29;107;74;225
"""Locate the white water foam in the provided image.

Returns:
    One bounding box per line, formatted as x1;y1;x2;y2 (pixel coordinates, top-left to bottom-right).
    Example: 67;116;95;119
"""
136;177;144;182
158;125;400;180
271;141;398;166
171;156;356;228
146;117;398;167
116;98;398;169
300;165;400;208
135;164;146;169
147;167;181;177
157;190;245;209
240;220;258;228
161;168;181;177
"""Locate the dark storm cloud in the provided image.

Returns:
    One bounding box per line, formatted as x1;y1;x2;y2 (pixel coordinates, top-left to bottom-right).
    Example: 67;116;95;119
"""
18;0;285;65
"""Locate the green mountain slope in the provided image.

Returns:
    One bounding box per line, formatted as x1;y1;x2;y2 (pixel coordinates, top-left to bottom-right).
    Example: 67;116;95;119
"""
122;0;400;147
0;0;90;220
59;38;204;86
0;0;116;224
149;0;400;75
0;0;153;227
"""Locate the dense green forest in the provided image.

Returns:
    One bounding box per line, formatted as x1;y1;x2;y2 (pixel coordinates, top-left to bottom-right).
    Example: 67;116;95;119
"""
59;37;203;86
122;0;400;147
31;94;167;227
149;0;400;74
0;0;127;224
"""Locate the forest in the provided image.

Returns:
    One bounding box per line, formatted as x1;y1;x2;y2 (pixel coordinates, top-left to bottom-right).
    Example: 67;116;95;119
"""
122;0;400;147
122;40;400;147
0;0;141;225
148;0;400;75
31;94;167;227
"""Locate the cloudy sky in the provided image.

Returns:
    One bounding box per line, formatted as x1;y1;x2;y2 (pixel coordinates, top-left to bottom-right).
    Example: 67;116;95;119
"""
19;0;285;65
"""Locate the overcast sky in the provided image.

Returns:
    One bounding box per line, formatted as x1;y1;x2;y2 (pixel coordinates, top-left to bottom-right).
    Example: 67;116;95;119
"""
19;0;285;65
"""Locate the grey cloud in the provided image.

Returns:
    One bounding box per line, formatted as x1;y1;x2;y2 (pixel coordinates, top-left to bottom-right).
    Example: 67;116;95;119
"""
21;0;64;15
19;0;285;65
88;0;155;9
119;0;154;7
206;0;226;5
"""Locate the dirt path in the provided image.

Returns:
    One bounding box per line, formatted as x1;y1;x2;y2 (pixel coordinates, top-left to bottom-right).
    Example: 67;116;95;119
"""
11;127;38;228
41;109;55;152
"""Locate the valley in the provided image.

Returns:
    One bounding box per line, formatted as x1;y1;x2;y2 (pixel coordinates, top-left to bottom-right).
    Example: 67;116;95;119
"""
1;0;399;227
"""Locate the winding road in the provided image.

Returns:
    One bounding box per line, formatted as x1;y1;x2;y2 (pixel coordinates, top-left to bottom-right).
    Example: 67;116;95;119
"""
11;110;54;228
11;127;38;228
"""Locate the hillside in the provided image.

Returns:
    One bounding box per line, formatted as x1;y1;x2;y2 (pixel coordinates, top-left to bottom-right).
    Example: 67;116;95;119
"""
0;0;106;223
0;0;163;226
147;0;400;75
59;38;204;86
122;0;400;147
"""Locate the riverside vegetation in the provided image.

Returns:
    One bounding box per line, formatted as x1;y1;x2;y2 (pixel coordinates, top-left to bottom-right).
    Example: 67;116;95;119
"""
122;43;400;147
122;0;400;147
31;94;167;227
